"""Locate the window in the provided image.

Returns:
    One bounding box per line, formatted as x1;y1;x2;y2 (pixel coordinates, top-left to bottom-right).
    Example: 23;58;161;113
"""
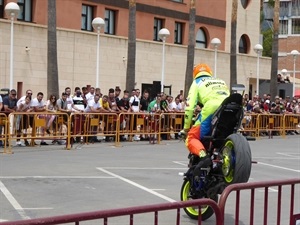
153;18;163;41
240;0;250;9
279;1;290;18
279;19;288;35
81;4;93;31
105;9;116;35
291;0;300;17
292;18;300;34
195;28;207;48
238;34;249;54
0;0;4;18
17;0;32;22
174;22;183;44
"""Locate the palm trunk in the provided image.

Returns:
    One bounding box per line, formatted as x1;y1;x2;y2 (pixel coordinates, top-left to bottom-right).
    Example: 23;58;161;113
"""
269;0;279;100
184;0;196;98
47;0;59;98
230;0;238;91
126;0;136;92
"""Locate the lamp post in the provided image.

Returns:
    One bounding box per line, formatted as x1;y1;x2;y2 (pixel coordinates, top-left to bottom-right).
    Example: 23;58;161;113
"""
254;44;263;97
211;38;221;78
291;50;299;97
158;28;170;93
92;17;105;88
5;2;20;90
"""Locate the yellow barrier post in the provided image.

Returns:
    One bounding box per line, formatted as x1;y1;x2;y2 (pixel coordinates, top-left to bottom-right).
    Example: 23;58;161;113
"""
0;113;11;154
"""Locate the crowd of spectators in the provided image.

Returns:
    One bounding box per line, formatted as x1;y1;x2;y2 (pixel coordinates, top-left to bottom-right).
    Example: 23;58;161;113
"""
0;86;187;147
243;93;300;114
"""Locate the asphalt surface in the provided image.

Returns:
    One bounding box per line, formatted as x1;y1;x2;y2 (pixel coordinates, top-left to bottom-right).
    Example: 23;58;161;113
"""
0;136;299;225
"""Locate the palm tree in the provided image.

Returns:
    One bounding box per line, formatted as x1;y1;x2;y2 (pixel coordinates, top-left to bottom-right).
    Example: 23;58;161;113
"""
269;0;279;99
184;0;196;98
230;0;238;91
126;0;136;92
47;0;59;98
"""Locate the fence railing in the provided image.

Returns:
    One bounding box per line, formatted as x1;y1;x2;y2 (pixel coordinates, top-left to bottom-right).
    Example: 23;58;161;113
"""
0;198;222;225
1;112;300;151
218;178;300;225
1;179;299;225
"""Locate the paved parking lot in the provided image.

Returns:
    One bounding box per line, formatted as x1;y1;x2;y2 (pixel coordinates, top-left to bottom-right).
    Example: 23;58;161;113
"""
0;136;299;224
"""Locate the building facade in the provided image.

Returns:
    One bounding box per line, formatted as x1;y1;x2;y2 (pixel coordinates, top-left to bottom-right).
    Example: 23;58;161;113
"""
0;0;272;98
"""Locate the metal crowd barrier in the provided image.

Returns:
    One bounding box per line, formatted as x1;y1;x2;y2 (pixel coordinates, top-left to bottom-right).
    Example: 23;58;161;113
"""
283;114;300;133
257;114;285;137
218;178;300;225
0;113;10;154
8;112;69;148
2;112;300;150
68;112;119;149
0;199;222;225
117;112;161;144
241;113;259;137
159;112;185;141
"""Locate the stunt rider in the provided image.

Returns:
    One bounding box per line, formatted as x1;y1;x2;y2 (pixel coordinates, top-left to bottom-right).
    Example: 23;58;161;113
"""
181;63;230;172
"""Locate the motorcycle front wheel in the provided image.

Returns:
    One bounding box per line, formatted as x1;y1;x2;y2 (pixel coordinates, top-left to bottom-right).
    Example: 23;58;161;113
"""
221;133;252;184
180;179;218;220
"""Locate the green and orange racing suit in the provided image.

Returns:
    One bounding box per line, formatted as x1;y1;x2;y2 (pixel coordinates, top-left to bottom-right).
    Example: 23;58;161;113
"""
184;75;229;156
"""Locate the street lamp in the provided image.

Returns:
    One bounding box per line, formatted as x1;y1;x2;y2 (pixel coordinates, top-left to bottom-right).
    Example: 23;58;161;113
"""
5;2;20;90
211;38;221;78
291;50;299;97
254;44;263;97
158;28;170;93
92;17;105;88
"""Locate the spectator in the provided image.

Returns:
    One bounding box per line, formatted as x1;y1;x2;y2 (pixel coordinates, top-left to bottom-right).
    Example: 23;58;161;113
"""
85;94;102;113
81;86;88;108
284;76;291;83
100;95;112;113
148;95;161;113
85;87;95;103
108;88;119;112
65;87;73;111
95;88;102;99
16;95;32;146
57;92;69;114
45;94;58;134
31;92;48;145
173;97;184;112
140;90;150;112
115;86;121;102
117;90;130;112
2;89;18;113
129;88;140;113
72;87;85;112
160;93;169;113
277;74;285;83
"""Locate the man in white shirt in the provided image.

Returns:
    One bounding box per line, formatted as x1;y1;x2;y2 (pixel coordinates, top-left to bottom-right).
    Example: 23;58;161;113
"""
31;92;48;145
84;94;102;143
85;87;95;103
129;89;141;141
85;94;101;113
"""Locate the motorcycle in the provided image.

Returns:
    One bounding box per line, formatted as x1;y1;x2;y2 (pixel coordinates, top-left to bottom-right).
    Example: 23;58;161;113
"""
179;84;253;220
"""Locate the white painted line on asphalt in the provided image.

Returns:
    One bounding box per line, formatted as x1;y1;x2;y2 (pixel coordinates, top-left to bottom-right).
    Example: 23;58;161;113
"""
172;161;187;166
97;168;176;203
258;162;300;173
252;157;300;160
151;189;166;191
101;167;185;170
0;181;30;220
0;176;115;179
0;219;8;222
276;152;300;157
22;208;53;210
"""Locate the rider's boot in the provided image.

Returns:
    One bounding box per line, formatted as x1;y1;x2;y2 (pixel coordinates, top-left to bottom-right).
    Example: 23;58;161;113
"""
193;151;212;181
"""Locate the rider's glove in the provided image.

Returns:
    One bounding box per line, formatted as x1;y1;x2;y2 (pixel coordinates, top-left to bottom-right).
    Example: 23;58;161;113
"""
179;129;189;138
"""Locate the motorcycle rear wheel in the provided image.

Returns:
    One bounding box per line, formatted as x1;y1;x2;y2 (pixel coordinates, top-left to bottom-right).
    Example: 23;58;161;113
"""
221;133;252;184
180;179;218;220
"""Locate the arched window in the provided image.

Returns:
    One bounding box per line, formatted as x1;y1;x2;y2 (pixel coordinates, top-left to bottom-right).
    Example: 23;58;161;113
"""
196;28;207;48
240;0;250;9
239;34;249;54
